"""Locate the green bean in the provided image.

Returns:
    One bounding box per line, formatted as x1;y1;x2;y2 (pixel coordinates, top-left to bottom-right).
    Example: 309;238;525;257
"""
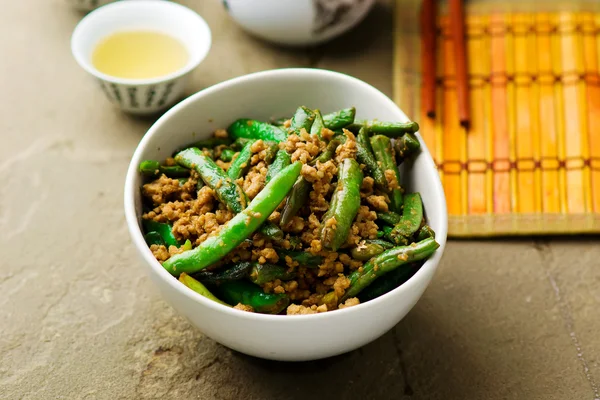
364;239;395;249
232;137;254;151
181;239;192;251
249;263;296;285
280;138;340;226
311;138;340;166
142;219;180;248
377;211;402;226
394;132;421;162
178;137;232;153
266;150;291;184
290;106;315;133
318;291;338;309
270;116;289;126
278;250;323;267
340;238;439;302
259;221;284;241
356;127;387;190
287;236;302;250
179;273;230;306
264;141;280;164
178;177;189;185
216;280;290;314
144;231;165;247
227;140;256;180
357;263;419;303
380;225;395;243
322;107;356;130
228;119;288;142
416;225;436;242
350;242;386;261
310;109;325;138
162;162;301;276
139;160;190;178
193;137;232;148
280;177;311;227
320;158;363;251
193;262;252;285
391;193;423;244
219;148;236;162
358;120;419;138
175;147;247;213
370;135;403;212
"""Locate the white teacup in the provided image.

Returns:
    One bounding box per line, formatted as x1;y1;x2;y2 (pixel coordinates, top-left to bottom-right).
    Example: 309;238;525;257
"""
71;0;211;115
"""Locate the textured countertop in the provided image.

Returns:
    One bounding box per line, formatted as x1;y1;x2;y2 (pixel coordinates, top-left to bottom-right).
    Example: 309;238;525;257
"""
1;1;599;399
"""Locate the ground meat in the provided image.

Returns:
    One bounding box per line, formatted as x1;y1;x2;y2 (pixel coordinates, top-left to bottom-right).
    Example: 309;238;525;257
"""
216;160;230;171
338;253;363;270
338;297;360;309
384;169;400;191
321;128;335;141
283;130;323;163
164;157;176;166
242;161;268;199
307;160;337;213
283;216;305;233
286;304;327;315
233;303;254;312
214;129;228;138
332;275;351;297
361;176;374;195
215;208;234;224
335;129;357;163
142;174;197;205
150;244;170;262
268;210;281;225
317;252;344;277
366;195;389;212
253;247;279;264
249;140;273;165
172;212;221;243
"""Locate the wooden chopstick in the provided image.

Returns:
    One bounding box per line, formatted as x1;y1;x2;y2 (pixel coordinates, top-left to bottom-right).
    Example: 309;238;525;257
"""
420;0;437;118
449;0;470;128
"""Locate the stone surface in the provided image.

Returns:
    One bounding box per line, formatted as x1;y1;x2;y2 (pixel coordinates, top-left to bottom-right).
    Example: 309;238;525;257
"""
1;1;599;399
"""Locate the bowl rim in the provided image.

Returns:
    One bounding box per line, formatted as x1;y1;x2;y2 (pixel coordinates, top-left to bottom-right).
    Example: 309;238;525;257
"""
70;0;212;85
124;68;448;321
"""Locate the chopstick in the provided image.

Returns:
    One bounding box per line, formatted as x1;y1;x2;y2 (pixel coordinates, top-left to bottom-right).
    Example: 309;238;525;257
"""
449;0;470;128
420;0;437;119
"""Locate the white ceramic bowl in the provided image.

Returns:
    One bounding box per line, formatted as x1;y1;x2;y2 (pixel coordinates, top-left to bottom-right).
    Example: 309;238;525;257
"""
124;68;448;361
71;0;211;115
222;0;376;46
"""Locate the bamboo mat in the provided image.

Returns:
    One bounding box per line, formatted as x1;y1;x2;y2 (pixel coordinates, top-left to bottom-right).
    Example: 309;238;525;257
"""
393;2;600;237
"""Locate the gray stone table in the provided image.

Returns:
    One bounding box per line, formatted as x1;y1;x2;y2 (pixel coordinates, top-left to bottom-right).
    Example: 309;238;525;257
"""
1;1;599;399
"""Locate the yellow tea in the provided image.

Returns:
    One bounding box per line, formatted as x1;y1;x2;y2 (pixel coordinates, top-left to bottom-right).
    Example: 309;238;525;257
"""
92;30;188;79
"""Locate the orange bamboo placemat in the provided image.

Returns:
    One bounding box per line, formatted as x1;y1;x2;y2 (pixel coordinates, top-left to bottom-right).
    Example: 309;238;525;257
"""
393;4;600;237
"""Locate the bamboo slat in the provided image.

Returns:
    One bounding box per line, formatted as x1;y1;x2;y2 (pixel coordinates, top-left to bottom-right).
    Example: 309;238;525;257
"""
466;15;487;214
490;13;511;214
559;13;587;213
581;13;600;213
536;13;561;213
440;17;464;216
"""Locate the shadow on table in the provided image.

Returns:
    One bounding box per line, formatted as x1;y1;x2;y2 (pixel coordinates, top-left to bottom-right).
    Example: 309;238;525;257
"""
308;1;393;63
227;309;486;400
